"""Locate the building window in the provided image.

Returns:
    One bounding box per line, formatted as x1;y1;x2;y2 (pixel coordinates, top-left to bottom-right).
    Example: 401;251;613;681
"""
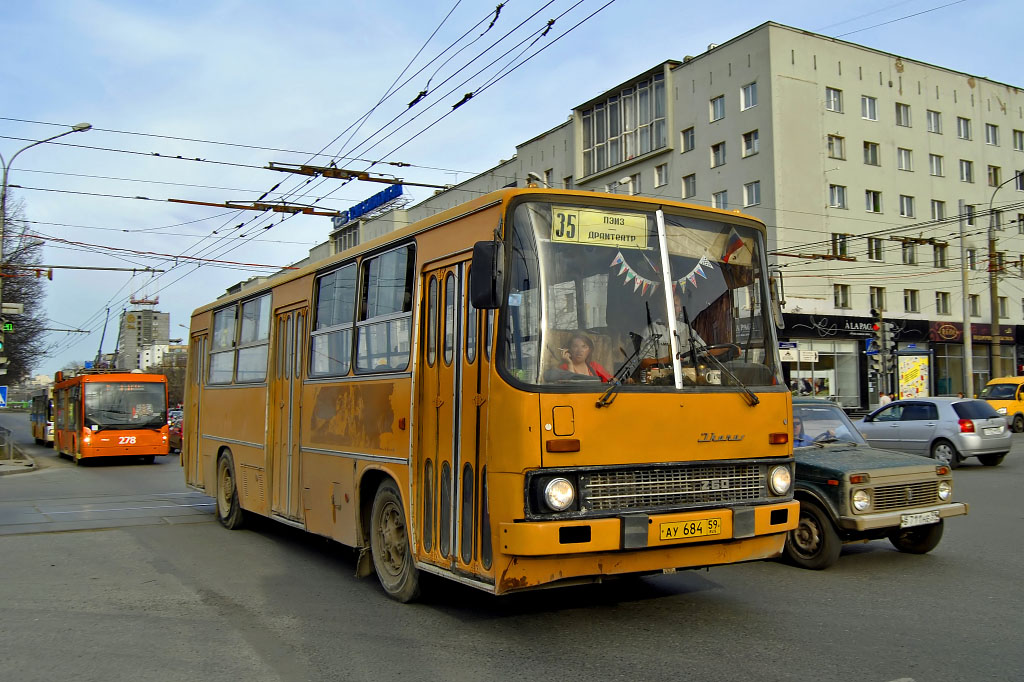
927;109;942;134
654;163;668;188
897;147;913;171
904;289;920;313
865;189;882;213
1017;171;1024;191
825;87;843;112
1015;129;1024;152
681;127;695;153
864;141;880;166
899;195;915;218
870;286;886;310
743;181;761;207
965;204;976;226
936;292;951;315
934;244;948;268
999;296;1009;318
969;294;980;317
986;123;999;146
581;72;666;175
563;175;574;189
741;82;758;110
931;200;946;221
711;141;726;167
861;95;878;121
988;165;1001;187
993;210;1003;230
712;190;728;209
829;184;848;209
902;241;917;265
742;130;759;157
957;116;972;140
895;102;911;127
682;174;696;199
867;237;883;261
929;153;944;177
827;134;845;159
1019;214;1024;235
834;284;851;309
334;224;359;253
967;248;978;269
960;159;974;183
710;95;725;122
831;233;849;257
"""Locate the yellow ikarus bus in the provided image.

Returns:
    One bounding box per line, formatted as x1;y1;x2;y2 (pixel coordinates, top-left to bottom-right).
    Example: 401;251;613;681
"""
182;188;798;601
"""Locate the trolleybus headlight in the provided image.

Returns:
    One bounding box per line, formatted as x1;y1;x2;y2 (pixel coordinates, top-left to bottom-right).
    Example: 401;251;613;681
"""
768;465;792;495
544;478;575;512
937;480;952;501
852;489;872;512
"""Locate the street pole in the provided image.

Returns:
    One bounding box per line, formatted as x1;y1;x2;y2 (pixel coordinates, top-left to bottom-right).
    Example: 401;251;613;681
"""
960;200;974;396
0;123;92;366
987;172;1021;381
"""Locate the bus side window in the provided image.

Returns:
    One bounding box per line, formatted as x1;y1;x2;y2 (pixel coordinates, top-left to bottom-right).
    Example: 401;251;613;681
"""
356;244;415;373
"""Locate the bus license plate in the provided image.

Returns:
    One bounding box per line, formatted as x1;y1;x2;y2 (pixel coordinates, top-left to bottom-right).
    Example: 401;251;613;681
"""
659;517;722;541
900;510;940;528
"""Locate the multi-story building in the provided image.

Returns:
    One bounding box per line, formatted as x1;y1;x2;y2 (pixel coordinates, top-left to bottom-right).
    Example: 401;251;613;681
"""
302;21;1024;408
115;308;170;371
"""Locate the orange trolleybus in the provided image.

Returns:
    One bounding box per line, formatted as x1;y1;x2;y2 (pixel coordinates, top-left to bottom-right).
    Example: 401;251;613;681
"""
182;187;799;601
54;370;170;464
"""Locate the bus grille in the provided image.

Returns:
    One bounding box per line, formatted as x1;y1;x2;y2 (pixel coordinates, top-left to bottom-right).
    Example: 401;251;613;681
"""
872;481;940;511
579;463;768;512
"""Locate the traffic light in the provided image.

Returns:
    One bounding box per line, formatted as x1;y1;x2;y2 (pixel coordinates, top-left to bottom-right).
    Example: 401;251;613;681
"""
868;308;884;373
885;350;896;374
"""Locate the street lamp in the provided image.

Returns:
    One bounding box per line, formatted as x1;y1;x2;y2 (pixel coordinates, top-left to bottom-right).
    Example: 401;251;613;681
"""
0;123;92;323
986;170;1022;379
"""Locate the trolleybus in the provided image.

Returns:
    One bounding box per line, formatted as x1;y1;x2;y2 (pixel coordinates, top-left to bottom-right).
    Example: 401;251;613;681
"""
54;370;170;464
30;387;54;446
183;187;799;600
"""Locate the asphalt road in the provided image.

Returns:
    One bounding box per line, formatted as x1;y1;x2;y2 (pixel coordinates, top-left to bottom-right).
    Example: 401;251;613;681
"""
1;411;1021;682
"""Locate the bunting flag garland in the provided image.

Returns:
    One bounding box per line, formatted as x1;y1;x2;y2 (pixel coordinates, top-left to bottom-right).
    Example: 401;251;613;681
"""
609;251;659;297
674;253;715;293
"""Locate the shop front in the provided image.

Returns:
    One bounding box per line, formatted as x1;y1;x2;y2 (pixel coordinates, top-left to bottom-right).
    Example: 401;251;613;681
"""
929;322;1016;396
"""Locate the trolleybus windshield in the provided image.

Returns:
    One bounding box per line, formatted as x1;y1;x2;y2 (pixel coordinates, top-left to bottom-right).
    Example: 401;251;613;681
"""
84;382;167;430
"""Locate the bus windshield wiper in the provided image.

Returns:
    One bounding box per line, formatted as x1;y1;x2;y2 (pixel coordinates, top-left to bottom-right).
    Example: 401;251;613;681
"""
596;332;660;408
684;334;760;407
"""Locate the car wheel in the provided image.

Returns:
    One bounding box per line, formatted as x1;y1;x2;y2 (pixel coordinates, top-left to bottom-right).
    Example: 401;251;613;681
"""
215;450;246;529
930;439;960;468
889;519;944;554
978;453;1006;466
783;500;842;570
370;480;421;602
1013;415;1024;433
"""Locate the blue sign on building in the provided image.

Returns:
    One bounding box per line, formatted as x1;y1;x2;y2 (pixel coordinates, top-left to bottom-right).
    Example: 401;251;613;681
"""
331;183;404;229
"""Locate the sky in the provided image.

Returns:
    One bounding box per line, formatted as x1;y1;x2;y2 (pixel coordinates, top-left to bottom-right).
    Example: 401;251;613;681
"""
1;0;1020;379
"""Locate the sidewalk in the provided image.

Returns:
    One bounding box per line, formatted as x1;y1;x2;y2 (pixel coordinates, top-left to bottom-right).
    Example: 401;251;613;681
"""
0;443;36;476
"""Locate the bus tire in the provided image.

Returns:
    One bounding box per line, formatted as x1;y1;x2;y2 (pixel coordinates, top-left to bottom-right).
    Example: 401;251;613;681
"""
141;455;155;464
370;480;421;603
216;451;246;529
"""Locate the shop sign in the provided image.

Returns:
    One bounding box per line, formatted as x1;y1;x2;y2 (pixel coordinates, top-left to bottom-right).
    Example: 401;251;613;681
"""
928;321;1014;343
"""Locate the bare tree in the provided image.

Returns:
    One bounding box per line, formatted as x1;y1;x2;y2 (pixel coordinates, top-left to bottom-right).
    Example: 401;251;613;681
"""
2;197;49;384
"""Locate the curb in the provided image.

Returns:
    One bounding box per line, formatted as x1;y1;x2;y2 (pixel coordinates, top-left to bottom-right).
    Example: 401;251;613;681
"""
0;444;37;476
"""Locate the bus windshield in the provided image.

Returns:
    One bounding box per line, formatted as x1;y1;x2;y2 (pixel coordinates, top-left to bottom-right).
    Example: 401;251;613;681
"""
501;199;780;390
84;382;167;430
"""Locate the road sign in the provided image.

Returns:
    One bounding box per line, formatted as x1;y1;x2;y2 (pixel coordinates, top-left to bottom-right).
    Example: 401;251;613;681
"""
0;386;8;407
865;338;879;355
779;341;798;349
1;303;23;315
779;348;799;362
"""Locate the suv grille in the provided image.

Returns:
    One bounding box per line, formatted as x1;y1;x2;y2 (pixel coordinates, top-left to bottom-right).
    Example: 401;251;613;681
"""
580;463;770;513
873;481;940;511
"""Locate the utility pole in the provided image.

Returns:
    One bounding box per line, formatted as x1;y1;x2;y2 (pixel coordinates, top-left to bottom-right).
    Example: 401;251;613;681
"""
987;172;1021;380
960;200;974;396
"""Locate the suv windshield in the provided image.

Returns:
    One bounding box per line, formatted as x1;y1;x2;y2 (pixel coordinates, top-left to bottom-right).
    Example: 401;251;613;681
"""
84;382;167;430
979;384;1016;400
793;403;867;447
500;199;781;391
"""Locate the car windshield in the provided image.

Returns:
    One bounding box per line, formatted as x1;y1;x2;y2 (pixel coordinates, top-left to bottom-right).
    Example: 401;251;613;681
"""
500;198;781;391
953;400;1002;420
793;403;867;447
979;384;1016;400
84;382;167;430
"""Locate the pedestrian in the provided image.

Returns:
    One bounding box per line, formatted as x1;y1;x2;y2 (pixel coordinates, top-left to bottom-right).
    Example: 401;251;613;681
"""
956;391;965;398
878;391;891;405
888;392;896;402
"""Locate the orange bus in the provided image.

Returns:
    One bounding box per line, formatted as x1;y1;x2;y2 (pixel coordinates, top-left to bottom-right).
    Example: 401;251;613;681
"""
54;370;170;464
31;387;54;446
183;187;798;601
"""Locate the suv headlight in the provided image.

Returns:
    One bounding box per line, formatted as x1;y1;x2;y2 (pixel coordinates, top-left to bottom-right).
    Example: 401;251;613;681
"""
544;478;575;511
938;480;952;501
768;465;792;495
852;489;872;512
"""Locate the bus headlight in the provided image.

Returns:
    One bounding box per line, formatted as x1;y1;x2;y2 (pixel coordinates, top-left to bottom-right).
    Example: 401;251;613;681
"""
544;478;575;512
938;480;952;501
768;465;792;495
852;489;872;512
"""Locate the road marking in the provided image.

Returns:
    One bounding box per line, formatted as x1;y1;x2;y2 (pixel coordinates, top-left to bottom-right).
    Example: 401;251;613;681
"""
45;503;214;514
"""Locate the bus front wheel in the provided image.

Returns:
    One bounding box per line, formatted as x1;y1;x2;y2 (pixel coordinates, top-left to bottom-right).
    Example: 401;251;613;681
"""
370;480;421;602
216;451;246;529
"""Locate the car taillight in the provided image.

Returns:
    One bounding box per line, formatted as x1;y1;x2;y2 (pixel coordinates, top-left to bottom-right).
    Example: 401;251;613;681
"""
958;418;975;433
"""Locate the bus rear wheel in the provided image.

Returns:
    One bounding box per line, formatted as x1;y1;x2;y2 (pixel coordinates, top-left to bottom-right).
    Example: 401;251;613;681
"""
370;480;420;602
216;451;246;529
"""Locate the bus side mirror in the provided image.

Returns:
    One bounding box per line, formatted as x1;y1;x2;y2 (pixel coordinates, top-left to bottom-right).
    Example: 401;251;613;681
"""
769;268;785;330
470;240;504;310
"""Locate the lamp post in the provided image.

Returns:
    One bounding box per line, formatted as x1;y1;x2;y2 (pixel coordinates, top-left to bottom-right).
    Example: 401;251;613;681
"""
0;123;91;327
986;171;1022;380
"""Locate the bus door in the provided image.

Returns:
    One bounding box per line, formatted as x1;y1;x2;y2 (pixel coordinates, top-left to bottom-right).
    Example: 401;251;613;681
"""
186;334;206;487
271;306;307;521
418;264;467;569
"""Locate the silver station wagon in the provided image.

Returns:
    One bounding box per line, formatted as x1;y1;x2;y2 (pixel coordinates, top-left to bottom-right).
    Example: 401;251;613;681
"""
856;398;1011;467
